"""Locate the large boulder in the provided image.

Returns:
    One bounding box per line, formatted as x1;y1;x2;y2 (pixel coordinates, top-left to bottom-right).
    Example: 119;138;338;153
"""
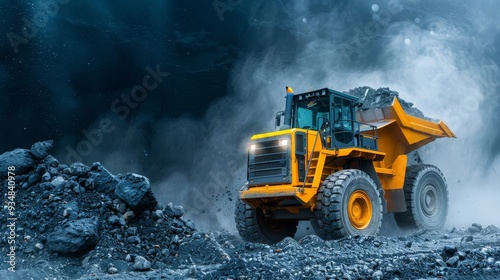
114;173;157;213
0;148;35;177
47;218;99;254
30;140;54;160
88;162;119;196
70;162;91;177
133;256;151;271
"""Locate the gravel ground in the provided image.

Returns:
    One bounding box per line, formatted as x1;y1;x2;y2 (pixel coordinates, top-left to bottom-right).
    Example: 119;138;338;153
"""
1;87;499;279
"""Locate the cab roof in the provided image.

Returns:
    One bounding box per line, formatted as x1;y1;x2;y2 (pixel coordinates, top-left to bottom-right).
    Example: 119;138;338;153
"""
294;88;359;102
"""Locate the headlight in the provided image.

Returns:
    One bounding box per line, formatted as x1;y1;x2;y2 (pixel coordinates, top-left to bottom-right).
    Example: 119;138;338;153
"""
250;144;256;150
279;139;288;146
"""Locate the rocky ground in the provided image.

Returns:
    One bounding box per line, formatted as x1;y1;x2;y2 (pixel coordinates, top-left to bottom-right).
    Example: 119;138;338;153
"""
1;88;500;279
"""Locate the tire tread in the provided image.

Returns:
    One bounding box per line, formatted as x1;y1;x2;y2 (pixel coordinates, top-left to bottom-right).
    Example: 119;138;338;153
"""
235;194;298;244
312;169;383;240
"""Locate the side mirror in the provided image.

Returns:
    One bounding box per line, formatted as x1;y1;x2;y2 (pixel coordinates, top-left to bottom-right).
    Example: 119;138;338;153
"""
275;111;284;128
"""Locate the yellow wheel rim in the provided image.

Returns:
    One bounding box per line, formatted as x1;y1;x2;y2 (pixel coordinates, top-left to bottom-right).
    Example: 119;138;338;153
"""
348;190;372;230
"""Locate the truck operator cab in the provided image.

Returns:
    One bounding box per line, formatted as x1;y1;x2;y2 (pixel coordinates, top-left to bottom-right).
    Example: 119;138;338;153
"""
277;88;377;150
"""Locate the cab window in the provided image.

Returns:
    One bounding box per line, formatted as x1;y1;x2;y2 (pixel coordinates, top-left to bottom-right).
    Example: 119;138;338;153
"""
295;96;329;130
333;97;353;130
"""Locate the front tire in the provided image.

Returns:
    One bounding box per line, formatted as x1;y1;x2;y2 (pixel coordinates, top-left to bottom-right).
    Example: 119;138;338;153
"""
394;165;448;230
234;198;298;244
312;169;383;240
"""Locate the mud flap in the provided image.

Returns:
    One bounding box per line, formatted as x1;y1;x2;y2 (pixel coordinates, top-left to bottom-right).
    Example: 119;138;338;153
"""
384;189;407;212
359;159;388;214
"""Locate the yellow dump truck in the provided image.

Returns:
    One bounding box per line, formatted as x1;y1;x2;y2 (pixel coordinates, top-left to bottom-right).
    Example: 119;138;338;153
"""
235;87;456;243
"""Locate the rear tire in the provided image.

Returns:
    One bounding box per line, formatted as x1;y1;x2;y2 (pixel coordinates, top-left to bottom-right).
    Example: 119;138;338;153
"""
394;164;448;230
234;198;298;244
312;169;383;240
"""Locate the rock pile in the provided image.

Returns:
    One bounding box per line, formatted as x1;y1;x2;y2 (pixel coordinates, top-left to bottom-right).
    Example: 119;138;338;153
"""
0;140;227;279
346;86;429;119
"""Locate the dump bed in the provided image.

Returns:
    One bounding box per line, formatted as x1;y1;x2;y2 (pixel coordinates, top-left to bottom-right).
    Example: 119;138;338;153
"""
357;98;456;168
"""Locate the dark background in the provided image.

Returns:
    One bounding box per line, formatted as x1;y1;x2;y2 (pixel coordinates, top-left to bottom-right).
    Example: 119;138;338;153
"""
1;0;499;230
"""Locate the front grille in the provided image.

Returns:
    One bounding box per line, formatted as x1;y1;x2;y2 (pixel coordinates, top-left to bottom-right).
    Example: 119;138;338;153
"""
253;161;283;170
254;142;281;155
248;136;291;186
254;154;283;163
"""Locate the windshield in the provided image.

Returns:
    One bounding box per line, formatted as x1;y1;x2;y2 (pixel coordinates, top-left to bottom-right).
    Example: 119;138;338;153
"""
294;96;329;130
